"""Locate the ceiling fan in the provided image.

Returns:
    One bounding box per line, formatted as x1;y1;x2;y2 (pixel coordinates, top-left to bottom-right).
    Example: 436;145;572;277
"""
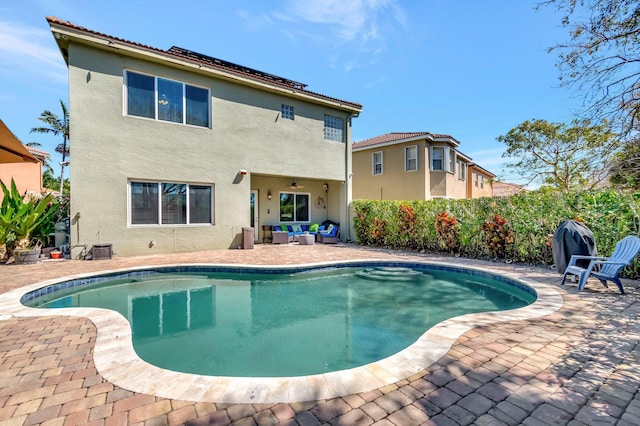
286;178;304;189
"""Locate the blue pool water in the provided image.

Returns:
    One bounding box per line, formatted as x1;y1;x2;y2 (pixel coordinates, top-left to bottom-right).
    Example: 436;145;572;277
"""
24;264;535;377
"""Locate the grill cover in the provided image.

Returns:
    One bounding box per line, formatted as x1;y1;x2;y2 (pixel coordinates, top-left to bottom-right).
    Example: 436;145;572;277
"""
552;220;597;274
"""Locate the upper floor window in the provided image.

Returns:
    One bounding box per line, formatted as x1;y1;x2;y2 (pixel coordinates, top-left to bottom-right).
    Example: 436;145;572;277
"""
130;181;214;225
324;115;344;142
431;147;444;171
458;160;467;181
448;148;456;174
480;175;485;189
281;104;295;120
372;151;383;175
125;71;210;128
474;173;479;187
405;145;418;171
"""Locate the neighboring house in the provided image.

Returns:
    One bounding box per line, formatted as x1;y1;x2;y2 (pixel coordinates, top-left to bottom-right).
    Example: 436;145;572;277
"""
0;119;48;202
47;17;362;256
468;163;495;199
492;181;528;197
352;132;495;200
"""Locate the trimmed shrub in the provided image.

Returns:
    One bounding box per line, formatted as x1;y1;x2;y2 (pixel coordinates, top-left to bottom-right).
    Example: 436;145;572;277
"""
352;189;640;279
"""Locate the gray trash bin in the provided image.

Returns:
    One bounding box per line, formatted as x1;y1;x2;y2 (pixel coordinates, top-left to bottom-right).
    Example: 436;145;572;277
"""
242;227;254;249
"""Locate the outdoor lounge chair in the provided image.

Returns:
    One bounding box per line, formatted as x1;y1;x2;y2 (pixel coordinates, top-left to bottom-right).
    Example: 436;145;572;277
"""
561;235;640;294
318;225;340;244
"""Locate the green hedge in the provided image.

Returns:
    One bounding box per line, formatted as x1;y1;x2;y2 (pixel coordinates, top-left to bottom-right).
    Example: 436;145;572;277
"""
353;190;640;279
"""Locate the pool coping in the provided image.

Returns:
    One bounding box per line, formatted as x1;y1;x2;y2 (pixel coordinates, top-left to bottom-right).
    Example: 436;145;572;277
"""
0;259;564;404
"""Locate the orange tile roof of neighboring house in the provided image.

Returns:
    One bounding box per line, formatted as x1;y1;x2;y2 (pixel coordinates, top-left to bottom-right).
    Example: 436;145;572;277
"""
493;181;528;197
353;132;460;149
46;16;362;112
26;146;50;161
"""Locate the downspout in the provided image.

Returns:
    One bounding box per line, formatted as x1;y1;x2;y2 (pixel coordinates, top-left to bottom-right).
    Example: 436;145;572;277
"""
345;111;360;243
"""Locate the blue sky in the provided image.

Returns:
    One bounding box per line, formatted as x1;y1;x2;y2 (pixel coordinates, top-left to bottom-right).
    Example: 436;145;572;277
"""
0;1;583;184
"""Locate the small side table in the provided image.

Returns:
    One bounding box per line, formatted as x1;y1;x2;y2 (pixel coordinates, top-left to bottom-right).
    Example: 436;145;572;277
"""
298;234;315;245
262;225;272;244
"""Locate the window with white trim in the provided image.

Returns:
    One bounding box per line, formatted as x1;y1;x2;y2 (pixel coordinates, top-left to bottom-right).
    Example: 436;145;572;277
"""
372;151;383;175
480;175;485;189
130;181;213;225
458;160;467;181
431;146;444;171
474;173;479;187
324;115;344;142
125;71;210;127
405;145;418;171
448;148;456;173
281;104;294;120
279;192;310;222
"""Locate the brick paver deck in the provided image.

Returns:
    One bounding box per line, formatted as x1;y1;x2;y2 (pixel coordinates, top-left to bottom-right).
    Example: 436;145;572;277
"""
1;243;639;425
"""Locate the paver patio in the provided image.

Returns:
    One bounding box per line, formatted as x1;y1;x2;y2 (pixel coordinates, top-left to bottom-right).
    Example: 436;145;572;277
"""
1;243;639;425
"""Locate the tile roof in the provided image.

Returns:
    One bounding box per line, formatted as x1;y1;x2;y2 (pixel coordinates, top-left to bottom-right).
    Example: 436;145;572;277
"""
493;181;527;196
352;132;458;149
46;16;362;111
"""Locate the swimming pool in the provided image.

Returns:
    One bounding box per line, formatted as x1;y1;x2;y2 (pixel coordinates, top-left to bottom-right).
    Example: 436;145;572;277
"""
4;259;562;403
24;264;536;377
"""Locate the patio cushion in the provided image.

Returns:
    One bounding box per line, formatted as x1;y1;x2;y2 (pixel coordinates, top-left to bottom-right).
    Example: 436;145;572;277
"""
292;224;303;233
310;223;319;233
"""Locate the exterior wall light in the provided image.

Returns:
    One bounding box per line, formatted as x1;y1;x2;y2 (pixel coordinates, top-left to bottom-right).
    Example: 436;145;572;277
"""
267;190;272;200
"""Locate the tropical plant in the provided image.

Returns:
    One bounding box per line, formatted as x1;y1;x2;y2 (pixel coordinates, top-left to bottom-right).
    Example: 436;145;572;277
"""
482;214;514;259
435;211;459;253
0;179;56;258
31;100;69;195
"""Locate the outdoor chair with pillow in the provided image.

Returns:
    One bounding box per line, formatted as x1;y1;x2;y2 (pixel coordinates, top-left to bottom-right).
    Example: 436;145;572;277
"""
561;235;640;294
272;226;292;244
318;224;340;244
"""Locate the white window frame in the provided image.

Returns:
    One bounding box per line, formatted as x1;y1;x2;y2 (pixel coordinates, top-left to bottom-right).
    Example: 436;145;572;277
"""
324;114;344;142
447;148;456;174
405;145;418;172
281;104;295;120
279;192;311;223
372;151;384;175
458;160;467;181
480;175;485;189
124;70;211;128
430;146;444;171
128;180;214;226
474;173;479;187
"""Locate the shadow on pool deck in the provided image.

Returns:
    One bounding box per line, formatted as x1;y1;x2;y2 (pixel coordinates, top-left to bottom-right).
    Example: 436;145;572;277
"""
1;243;639;425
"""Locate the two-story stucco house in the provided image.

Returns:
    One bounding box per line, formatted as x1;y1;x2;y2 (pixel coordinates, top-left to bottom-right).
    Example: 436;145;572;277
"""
352;132;494;200
47;17;362;256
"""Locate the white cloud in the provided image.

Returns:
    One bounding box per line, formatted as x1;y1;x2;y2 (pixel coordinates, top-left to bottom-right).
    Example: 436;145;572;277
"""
0;21;67;84
271;0;408;52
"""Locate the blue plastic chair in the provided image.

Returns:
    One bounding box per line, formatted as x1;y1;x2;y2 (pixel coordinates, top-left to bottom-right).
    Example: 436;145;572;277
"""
561;236;640;294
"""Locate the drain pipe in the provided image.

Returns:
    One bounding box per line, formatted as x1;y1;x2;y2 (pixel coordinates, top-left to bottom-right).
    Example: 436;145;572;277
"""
345;111;359;243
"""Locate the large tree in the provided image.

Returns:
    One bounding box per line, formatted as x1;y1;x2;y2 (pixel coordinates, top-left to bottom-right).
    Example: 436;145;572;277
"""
31;100;69;195
497;119;621;192
609;137;640;189
541;0;640;135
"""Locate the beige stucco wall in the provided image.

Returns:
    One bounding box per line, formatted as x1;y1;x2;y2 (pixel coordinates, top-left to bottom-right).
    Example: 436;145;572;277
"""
468;167;494;198
352;142;427;200
352;140;475;200
67;43;355;256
